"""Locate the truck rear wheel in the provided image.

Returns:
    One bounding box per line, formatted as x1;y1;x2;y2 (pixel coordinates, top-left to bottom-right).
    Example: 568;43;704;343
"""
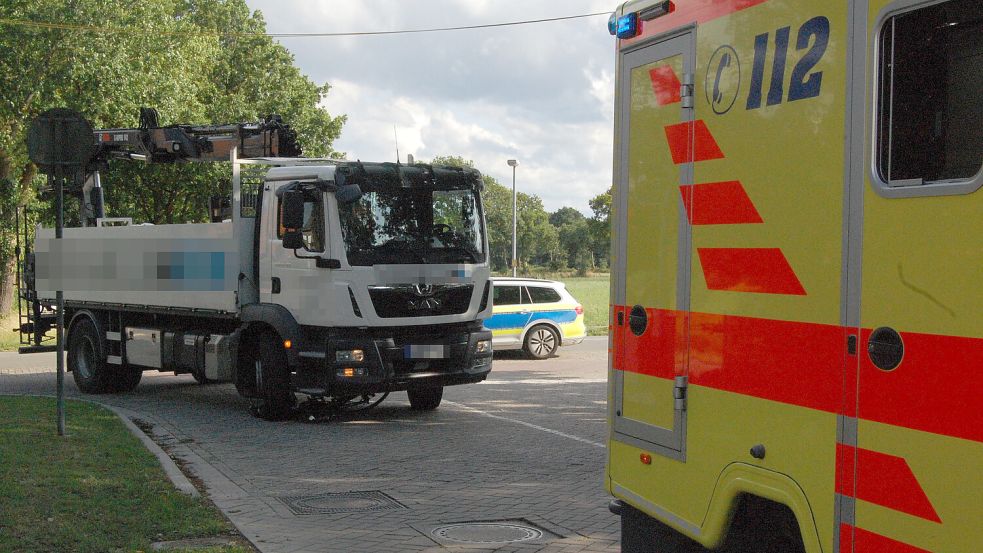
249;331;296;421
407;386;443;410
68;318;112;394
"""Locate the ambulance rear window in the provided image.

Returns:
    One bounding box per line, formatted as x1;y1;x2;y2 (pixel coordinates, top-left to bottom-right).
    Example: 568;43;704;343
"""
877;0;983;187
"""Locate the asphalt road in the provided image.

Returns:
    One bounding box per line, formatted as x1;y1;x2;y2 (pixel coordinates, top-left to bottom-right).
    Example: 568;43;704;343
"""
0;336;618;553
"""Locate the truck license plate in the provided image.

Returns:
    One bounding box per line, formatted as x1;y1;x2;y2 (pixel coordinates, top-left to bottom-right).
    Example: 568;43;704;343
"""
403;345;446;359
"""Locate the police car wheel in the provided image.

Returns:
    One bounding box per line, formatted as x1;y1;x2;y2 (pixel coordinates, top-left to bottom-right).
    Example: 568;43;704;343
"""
524;325;559;359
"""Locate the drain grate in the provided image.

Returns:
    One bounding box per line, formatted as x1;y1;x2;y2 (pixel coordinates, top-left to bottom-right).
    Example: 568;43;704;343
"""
415;519;560;547
276;491;406;515
433;522;543;544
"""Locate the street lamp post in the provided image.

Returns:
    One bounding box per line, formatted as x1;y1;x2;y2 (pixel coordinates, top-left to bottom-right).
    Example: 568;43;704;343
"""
507;159;518;277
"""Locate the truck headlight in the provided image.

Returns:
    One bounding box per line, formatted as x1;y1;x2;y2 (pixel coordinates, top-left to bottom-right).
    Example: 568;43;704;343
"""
336;349;365;363
475;340;491;354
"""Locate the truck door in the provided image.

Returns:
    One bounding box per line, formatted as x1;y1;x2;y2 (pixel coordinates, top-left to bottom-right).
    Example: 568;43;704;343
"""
849;2;983;550
263;184;328;317
611;31;694;458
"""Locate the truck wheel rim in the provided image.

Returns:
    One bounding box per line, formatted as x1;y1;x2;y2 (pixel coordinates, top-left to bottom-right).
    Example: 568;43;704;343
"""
530;329;556;356
76;339;94;379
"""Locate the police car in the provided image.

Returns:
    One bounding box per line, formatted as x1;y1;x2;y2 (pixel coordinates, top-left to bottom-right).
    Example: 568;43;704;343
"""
484;277;587;359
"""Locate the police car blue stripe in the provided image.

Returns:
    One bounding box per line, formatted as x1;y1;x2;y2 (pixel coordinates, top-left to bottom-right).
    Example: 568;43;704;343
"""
484;309;578;331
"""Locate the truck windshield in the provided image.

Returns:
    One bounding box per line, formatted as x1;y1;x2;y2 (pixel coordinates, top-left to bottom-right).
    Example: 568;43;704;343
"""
338;187;485;266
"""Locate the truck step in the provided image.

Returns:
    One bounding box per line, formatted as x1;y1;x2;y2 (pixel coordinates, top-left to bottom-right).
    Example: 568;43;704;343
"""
18;345;58;354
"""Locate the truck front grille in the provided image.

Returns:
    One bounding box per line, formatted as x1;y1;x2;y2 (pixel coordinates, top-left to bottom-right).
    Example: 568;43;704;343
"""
368;284;473;318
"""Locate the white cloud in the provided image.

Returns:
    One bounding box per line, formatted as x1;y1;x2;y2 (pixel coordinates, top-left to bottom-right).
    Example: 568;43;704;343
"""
250;0;616;214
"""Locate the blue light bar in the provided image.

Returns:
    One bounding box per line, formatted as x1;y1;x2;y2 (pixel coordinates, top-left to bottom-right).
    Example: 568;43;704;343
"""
608;12;618;35
616;13;639;39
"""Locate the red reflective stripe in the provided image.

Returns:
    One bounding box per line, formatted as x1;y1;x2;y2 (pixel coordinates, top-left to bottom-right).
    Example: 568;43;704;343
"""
680;181;763;225
649;66;682;105
623;0;770;45
620;308;686;379
687;311;841;411
836;445;941;523
840;523;854;553
617;310;842;412
847;525;933;553
613;306;983;445
697;248;806;295
664;121;725;164
860;329;983;444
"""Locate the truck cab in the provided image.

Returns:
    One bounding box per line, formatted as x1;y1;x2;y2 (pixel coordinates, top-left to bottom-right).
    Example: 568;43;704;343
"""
247;160;494;412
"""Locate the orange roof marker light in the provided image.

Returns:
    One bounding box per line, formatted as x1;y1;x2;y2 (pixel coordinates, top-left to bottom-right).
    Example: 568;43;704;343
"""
608;1;675;38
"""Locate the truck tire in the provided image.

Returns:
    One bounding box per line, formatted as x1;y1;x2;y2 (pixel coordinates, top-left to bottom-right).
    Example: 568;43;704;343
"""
192;369;212;385
407;386;443;410
249;331;296;421
68;318;112;394
110;366;143;393
523;324;559;359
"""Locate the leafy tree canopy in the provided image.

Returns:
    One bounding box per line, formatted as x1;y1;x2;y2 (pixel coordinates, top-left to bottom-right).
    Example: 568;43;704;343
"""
0;0;345;310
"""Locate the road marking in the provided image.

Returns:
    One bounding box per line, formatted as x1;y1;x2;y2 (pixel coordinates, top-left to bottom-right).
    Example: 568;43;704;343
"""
443;400;605;449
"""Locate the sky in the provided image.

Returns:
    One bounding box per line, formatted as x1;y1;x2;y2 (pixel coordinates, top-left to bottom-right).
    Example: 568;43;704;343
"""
243;0;617;215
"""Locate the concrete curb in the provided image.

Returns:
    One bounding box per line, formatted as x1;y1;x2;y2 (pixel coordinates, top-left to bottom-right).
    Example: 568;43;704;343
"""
0;393;199;497
99;403;200;497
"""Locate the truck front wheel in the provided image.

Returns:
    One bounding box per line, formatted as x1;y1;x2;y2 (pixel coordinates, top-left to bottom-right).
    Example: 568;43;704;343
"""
249;331;296;421
407;386;443;410
68;318;112;394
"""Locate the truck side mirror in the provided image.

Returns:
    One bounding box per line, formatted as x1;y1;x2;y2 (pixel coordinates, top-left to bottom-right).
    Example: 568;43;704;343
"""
280;190;305;249
336;184;362;205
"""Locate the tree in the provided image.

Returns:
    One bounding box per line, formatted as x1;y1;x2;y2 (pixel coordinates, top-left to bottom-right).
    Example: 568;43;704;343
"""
428;155;556;273
588;187;612;269
549;206;585;228
555;218;592;272
0;0;346;311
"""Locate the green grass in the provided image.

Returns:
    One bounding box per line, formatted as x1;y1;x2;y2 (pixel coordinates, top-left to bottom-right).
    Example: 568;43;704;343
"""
560;275;610;336
0;397;253;553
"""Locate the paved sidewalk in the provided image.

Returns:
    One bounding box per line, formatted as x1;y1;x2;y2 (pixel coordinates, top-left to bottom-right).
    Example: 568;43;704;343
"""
0;348;619;553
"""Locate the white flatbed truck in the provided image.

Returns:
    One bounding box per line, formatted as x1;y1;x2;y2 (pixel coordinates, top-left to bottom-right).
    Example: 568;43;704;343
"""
18;112;494;420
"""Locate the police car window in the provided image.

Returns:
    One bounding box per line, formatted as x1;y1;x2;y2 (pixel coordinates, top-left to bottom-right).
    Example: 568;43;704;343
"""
528;286;561;303
877;0;983;186
520;287;533;304
493;285;521;306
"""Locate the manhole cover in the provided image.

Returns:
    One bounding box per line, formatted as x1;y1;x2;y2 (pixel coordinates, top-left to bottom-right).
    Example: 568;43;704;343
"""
277;491;405;515
431;522;544;544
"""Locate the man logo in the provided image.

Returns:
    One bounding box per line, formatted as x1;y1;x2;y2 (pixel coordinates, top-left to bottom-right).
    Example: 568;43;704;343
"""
408;297;442;311
413;284;435;297
705;45;741;115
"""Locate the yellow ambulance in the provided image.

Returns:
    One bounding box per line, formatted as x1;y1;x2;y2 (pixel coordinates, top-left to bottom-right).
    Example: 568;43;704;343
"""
605;1;983;552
